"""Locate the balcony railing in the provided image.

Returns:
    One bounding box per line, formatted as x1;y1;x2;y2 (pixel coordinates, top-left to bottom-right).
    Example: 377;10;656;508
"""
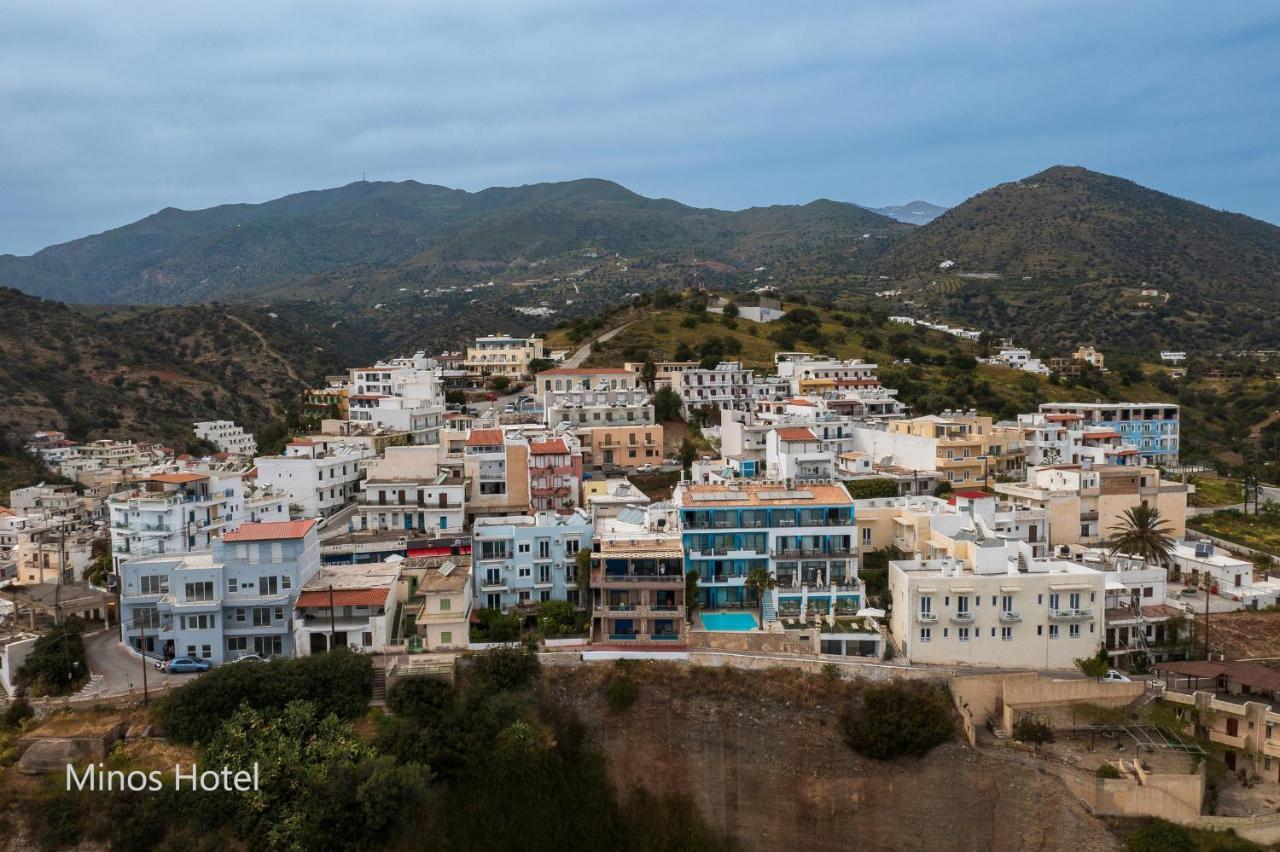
1000;610;1022;623
770;547;856;559
917;611;939;623
1049;607;1093;621
950;611;975;624
593;571;684;584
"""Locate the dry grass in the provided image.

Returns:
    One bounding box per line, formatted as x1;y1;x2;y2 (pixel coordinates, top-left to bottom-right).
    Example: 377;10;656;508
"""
1195;609;1280;666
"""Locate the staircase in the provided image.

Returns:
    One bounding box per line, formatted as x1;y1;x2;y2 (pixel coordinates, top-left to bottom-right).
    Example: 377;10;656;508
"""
762;589;777;624
370;667;388;704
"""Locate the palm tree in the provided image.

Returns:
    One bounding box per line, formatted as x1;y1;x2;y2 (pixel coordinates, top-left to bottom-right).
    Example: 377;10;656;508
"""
1108;504;1176;565
744;566;777;630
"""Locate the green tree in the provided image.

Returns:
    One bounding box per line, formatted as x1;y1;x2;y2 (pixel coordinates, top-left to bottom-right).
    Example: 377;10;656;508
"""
575;547;593;606
684;569;701;622
1108;504;1176;564
640;358;658;392
679;436;697;476
17;616;88;696
1012;715;1054;752
488;375;511;392
744;565;776;629
844;478;899;499
654;386;683;422
1075;648;1111;678
722;301;739;318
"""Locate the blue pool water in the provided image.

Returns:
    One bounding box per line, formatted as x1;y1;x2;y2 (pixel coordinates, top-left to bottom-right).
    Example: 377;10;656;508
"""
701;612;759;631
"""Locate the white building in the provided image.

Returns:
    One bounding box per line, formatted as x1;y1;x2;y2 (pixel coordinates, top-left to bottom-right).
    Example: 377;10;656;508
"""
889;540;1106;670
535;368;654;430
1172;541;1280;608
676;362;757;417
765;427;835;481
193;420;258;456
988;348;1050;375
109;469;278;568
253;438;373;518
293;561;400;654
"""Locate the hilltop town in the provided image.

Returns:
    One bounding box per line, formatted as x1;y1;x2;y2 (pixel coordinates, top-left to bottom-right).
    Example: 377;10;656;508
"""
4;293;1280;849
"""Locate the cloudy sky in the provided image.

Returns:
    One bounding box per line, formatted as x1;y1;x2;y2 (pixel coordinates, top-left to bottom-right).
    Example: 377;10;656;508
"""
2;1;1277;255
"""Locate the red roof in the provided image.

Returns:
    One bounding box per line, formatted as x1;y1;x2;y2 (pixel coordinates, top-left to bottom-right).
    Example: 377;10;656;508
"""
1044;414;1083;422
1083;431;1121;441
530;438;570;455
784;398;817;407
223;520;317;542
952;490;993;500
295;588;391;608
465;429;504;447
776;427;818;442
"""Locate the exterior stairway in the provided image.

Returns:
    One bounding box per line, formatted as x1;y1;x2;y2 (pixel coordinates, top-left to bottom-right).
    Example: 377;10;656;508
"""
370;667;388;704
762;589;778;624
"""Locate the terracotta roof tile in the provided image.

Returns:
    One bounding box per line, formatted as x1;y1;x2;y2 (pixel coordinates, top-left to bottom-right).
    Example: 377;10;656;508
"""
465;429;505;446
530;438;570;455
776;427;818;442
223;520;317;542
295;588;391;608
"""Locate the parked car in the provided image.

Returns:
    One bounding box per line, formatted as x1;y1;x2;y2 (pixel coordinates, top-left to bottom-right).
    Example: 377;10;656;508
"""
503;403;516;413
483;392;498;401
231;654;269;664
157;657;212;674
635;464;656;473
1100;670;1131;683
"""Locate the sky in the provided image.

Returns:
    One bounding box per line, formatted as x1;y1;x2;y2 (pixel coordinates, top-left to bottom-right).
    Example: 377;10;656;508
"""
2;0;1278;255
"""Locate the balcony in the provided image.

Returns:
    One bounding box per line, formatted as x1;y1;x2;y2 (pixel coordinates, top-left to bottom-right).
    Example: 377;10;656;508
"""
771;547;856;559
1049;608;1094;621
916;611;939;623
593;571;684;585
1263;740;1280;759
480;580;508;592
1000;610;1022;623
1209;730;1248;750
950;611;975;624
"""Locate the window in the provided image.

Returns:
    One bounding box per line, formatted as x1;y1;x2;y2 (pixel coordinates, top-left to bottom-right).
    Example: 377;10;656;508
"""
564;539;580;556
181;614;215;630
1037;625;1043;636
200;644;212;659
1001;627;1012;641
186;645;196;657
235;608;246;622
1049;625;1060;639
538;564;551;584
274;607;284;621
958;627;970;642
227;636;247;653
252;607;272;627
362;631;373;647
956;595;970;614
1049;593;1060;611
260;576;279;595
439;598;451;611
540;590;551;602
920;628;932;643
919;595;932;614
1069;624;1081;639
139;575;168;595
537;540;550;559
518;542;531;554
133;606;160;629
281;575;292;590
227;577;238;593
861;527;872;545
253;635;283;656
518;566;531;579
440;631;452;645
185;581;214;602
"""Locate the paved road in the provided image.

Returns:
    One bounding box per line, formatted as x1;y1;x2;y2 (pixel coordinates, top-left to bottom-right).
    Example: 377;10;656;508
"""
84;628;182;697
561;321;633;369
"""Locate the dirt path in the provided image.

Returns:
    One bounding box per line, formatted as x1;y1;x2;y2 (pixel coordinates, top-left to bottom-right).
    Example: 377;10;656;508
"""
561;321;633;368
224;313;303;383
1249;409;1280;439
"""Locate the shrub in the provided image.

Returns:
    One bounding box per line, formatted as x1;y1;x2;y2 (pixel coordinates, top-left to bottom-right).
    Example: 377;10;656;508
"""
155;647;372;743
607;676;639;713
387;677;454;721
1123;818;1196;852
467;647;540;693
843;478;899;499
2;697;34;730
840;682;953;759
1012;716;1054;751
1096;763;1122;779
17;617;89;697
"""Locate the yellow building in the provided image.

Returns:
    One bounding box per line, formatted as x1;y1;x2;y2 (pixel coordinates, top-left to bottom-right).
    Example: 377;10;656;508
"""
887;413;1024;488
579;424;663;468
994;464;1188;547
405;554;473;651
464;334;545;381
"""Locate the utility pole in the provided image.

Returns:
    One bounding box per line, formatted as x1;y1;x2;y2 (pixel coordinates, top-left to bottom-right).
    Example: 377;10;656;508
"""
328;584;337;652
139;617;150;705
1203;578;1211;661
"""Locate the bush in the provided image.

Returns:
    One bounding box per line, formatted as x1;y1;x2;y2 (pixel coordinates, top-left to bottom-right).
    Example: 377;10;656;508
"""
471;608;520;642
155;647;372;743
1096;763;1122;779
2;697;34;729
17;617;89;697
1012;716;1054;750
467;647;540;693
840;682;953;759
607;676;639;713
1123;818;1196;852
843;478;899;499
387;677;454;721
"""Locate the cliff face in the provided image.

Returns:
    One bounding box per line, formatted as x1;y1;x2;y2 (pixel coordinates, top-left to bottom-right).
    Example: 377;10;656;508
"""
542;664;1119;852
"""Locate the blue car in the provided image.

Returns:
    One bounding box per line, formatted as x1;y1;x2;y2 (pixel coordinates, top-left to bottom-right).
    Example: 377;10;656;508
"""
157;657;212;674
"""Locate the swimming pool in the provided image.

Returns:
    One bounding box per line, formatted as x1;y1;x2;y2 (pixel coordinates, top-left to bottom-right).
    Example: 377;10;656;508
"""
700;612;759;631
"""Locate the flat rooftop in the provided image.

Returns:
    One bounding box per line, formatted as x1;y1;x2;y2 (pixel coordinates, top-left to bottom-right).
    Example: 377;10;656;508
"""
677;481;852;508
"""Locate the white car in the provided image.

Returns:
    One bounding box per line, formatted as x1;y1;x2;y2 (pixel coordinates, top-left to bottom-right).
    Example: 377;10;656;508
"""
1100;670;1131;683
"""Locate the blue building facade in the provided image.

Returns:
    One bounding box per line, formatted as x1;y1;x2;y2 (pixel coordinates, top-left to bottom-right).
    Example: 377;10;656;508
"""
674;481;861;623
1040;402;1180;467
471;510;593;612
119;520;321;663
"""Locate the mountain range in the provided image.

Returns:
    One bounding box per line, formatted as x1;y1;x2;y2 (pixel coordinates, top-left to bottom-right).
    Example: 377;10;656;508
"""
1;166;1278;353
869;200;948;224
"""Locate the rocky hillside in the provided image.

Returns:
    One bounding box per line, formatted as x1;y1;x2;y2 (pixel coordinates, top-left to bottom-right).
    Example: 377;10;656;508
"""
0;179;906;305
542;664;1120;852
0;288;383;447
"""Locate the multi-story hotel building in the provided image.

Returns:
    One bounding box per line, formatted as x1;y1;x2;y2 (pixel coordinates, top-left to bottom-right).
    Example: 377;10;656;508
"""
1038;402;1180;467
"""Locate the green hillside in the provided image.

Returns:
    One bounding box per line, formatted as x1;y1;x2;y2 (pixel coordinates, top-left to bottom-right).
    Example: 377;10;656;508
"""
0;179;906;305
867;166;1280;352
